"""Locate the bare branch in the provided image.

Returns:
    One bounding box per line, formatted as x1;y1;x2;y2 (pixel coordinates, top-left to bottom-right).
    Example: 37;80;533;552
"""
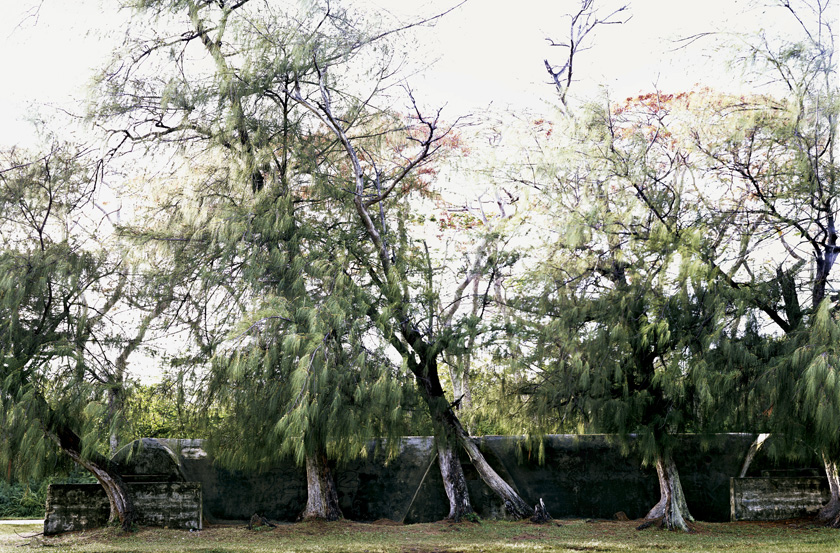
544;0;630;111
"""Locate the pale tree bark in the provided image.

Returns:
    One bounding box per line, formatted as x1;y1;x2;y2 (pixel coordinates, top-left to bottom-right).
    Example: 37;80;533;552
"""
300;451;342;521
436;435;473;521
443;274;481;413
107;298;173;456
638;452;693;532
819;453;840;527
739;433;770;478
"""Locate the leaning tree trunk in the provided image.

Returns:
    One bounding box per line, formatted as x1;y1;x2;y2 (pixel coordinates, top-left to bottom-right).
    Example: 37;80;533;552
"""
739;433;770;477
411;351;541;520
819;454;840;527
409;347;545;521
300;451;342;521
639;452;693;532
436;433;474;521
451;417;533;519
49;423;135;531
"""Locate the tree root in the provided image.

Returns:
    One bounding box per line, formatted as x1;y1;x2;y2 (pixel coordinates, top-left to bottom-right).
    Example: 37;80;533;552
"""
636;516;695;533
636;517;662;531
530;498;552;524
248;514;277;530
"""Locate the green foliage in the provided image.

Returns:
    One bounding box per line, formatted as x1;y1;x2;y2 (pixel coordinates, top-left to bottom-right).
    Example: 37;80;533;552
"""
0;481;46;519
118;379;206;441
0;144;122;477
96;0;435;477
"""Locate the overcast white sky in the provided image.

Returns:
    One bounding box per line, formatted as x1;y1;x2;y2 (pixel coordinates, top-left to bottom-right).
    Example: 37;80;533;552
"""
0;0;825;149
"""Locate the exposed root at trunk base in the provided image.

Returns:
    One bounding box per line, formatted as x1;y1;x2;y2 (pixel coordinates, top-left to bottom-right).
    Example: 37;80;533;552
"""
530;498;552;524
640;453;694;532
818;499;839;525
818;499;840;528
636;516;695;533
819;455;839;528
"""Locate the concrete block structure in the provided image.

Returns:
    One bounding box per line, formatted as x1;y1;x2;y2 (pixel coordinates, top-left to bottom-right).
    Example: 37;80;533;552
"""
44;482;202;535
730;477;830;521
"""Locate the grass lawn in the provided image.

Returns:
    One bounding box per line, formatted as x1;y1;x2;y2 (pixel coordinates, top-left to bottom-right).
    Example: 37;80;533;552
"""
1;518;838;552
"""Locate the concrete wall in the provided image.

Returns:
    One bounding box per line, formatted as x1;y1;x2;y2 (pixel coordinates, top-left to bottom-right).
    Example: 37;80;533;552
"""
111;434;799;524
44;482;202;535
730;477;830;521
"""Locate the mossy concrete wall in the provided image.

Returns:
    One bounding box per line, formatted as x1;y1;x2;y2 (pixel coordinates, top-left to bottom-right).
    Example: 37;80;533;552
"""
44;482;202;535
109;434;810;524
730;477;830;521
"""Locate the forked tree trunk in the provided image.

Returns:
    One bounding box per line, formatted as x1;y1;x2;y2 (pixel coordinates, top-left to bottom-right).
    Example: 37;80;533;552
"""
639;452;693;532
436;437;474;521
437;407;533;519
819;454;840;527
415;366;537;520
301;451;342;521
415;359;540;520
454;425;532;519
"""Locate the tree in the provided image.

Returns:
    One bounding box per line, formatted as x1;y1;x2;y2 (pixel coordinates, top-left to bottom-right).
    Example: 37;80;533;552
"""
506;91;744;530
684;0;839;526
284;43;557;520
92;0;533;522
0;144;137;530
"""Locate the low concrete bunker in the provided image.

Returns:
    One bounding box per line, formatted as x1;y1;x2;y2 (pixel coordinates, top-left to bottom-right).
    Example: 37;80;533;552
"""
44;482;202;535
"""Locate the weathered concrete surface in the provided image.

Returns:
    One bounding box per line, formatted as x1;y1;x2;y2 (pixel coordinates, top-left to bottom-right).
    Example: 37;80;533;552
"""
113;438;301;523
336;438;437;522
44;484;110;535
730;477;830;521
44;482;202;535
111;434;779;523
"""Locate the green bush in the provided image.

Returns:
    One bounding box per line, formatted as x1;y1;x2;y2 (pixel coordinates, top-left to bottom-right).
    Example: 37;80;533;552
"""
0;480;48;519
0;469;95;520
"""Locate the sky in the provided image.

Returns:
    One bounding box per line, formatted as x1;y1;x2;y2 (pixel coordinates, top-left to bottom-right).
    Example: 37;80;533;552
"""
0;0;816;150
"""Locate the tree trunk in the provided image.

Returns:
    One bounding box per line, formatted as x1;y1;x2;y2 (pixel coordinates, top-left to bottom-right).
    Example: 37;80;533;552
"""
639;452;693;532
436;437;474;521
819;454;840;527
49;427;135;531
739;433;770;477
108;386;121;457
451;420;533;519
41;396;135;531
412;356;537;520
65;449;135;530
300;451;342;521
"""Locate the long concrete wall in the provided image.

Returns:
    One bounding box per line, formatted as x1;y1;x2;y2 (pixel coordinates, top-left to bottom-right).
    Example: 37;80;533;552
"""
110;434;812;524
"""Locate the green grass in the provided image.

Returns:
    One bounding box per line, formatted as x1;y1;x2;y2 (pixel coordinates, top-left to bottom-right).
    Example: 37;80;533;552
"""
1;518;838;552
